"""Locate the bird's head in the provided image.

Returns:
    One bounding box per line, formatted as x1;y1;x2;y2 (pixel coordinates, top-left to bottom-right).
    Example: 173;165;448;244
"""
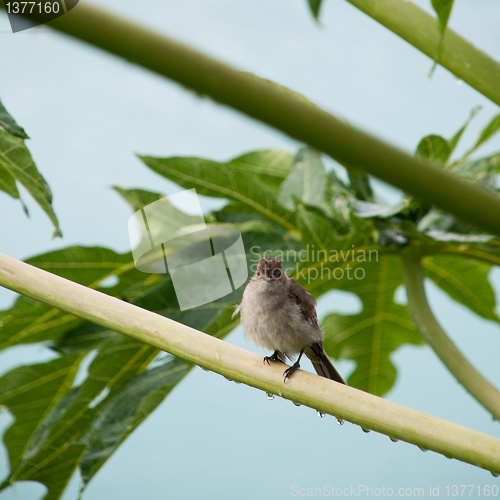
255;257;285;283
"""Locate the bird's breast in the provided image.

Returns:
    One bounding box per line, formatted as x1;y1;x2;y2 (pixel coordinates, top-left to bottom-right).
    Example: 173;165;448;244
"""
240;281;320;354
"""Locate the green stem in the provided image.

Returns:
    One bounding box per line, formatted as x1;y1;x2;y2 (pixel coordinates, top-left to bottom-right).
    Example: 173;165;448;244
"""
1;251;500;473
345;0;500;107
401;245;500;421
6;3;500;237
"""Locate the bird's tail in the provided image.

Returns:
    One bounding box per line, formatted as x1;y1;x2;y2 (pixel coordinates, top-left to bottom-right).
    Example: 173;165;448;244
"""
305;342;345;384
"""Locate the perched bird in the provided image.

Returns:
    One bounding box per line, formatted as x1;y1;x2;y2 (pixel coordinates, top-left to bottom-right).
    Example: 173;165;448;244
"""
235;256;345;383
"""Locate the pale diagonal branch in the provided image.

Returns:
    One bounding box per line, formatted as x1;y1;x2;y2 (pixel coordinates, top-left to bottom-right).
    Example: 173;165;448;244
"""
0;251;500;474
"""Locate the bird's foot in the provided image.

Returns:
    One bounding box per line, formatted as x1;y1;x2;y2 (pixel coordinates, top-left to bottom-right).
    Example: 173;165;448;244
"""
264;351;284;365
283;361;301;382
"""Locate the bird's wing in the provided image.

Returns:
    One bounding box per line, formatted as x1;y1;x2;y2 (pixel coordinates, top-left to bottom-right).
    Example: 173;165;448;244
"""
288;278;320;330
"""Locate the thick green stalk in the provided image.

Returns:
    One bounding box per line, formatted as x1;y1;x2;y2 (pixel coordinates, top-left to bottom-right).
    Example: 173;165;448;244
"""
401;246;500;421
345;0;500;106
1;252;500;473
5;3;500;237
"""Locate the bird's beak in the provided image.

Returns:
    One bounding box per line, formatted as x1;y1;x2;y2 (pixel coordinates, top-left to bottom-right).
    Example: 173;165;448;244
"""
265;275;273;282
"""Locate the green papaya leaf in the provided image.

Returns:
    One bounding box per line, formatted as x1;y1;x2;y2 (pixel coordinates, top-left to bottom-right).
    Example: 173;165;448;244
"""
0;98;29;139
0;247;133;351
78;303;238;489
0;295;83;352
290;205;380;298
138;152;296;232
422;255;498;323
1;335;158;500
453;154;500;189
0;129;61;237
0;159;19;198
416;134;451;163
295;204;345;259
210;202;293;238
431;0;454;35
2;305;240;498
278;147;328;211
449;106;480;155
79;356;191;486
415;152;500;237
430;0;454;74
229;150;293;191
0;354;83;486
322;256;422;396
347;167;374;202
51;322;114;355
466;113;500;156
307;0;322;19
113;186;164;212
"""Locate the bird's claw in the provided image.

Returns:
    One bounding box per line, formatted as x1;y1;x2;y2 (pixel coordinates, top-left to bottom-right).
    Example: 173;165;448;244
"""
263;351;283;365
283;362;300;383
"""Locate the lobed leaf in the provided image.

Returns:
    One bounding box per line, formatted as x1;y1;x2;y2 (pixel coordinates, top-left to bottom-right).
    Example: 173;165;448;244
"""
430;0;455;73
0;98;29;139
138;151;296;232
278;147;328;211
467;113;500;156
0;129;60;237
0;355;83;481
1;335;158;500
113;186;164;212
79;356;191;486
307;0;322;20
431;0;454;36
449;106;480;155
0;247;134;351
229;149;293;191
322;256;422;396
347;167;374;202
416;134;451;163
422;255;498;323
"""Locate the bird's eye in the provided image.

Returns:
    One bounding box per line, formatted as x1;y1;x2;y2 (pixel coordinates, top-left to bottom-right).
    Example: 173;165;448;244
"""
257;271;260;276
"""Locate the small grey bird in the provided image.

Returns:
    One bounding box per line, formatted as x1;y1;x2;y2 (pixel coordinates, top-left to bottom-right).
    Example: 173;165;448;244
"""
236;256;345;383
